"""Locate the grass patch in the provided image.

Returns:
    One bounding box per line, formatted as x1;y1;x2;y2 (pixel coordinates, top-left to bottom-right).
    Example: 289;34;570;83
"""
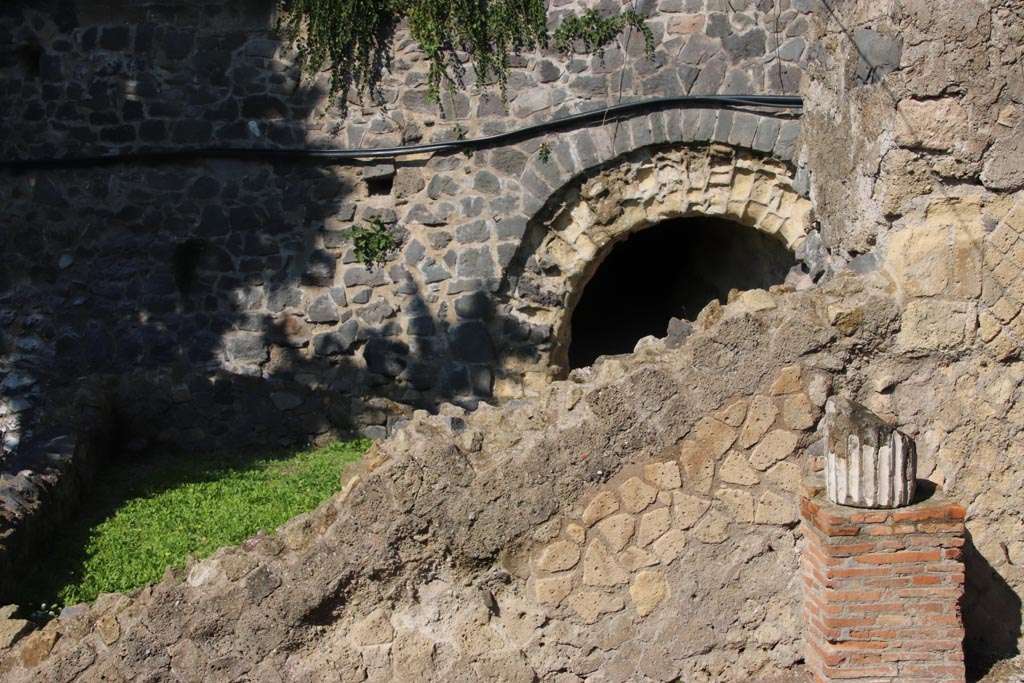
14;439;368;616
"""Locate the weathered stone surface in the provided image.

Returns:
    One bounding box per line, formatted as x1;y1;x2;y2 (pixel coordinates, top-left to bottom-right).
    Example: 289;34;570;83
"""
755;491;798;525
715;488;755;523
534;575;573;607
629;571;669;617
643;461;681;490
692;509;730;544
895;98;971;153
694;417;737;456
568;591;625;624
651;528;686;564
581;491;619;526
351;609;395;646
824;396;916;509
770;366;803;395
618;477;658;513
0;616;32;649
896;299;977;354
738;395;777;447
719;450;760;485
716;399;748;428
619;545;660;571
391;629;436;678
537;540;581;572
596;514;635;552
582;541;629;586
678;440;715;494
637;507;672;547
672;491;711;529
19;626;58;667
93;615;119;646
749;430;799;471
781;394;818;431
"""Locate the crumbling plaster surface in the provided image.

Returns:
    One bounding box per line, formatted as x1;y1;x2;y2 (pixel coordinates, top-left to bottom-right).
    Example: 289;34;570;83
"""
2;0;1024;679
798;0;1024;665
6;260;1023;681
0;272;897;683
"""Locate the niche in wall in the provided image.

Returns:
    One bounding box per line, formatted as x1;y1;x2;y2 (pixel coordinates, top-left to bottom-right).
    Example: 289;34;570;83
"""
567;216;796;369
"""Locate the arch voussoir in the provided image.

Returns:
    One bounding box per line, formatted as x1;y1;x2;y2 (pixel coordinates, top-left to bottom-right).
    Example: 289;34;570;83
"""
496;140;812;398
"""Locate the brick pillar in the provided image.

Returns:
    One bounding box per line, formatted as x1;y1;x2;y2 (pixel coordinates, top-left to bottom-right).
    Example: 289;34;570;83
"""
801;493;966;683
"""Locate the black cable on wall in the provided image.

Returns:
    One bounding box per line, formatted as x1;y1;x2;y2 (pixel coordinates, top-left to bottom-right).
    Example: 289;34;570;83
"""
1;95;802;170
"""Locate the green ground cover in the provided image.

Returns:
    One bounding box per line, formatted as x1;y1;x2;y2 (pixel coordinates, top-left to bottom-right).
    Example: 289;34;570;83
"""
15;439;368;616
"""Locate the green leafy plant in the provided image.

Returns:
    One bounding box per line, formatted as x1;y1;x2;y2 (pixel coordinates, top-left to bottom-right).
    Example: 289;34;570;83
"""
277;1;652;110
537;141;550;163
553;8;655;59
452;122;474;157
343;214;400;268
278;0;548;108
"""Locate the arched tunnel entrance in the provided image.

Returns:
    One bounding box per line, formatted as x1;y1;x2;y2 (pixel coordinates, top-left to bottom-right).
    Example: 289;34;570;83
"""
567;217;797;369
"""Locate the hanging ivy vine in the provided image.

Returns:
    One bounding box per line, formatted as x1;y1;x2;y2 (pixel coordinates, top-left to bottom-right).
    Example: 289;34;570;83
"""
277;0;652;110
552;8;654;60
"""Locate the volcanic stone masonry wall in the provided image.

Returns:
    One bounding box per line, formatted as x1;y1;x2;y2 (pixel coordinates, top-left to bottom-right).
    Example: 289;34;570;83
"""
0;0;816;457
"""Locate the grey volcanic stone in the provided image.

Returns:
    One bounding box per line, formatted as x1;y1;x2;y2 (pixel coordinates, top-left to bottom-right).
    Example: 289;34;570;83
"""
665;318;694;349
450;322;496;363
363;163;395;180
427;175;458;200
225;335;268;364
270;392;303;411
427;232;453;249
405;240;426;265
456;221;490;244
407;316;436;336
473;171;500;194
343;267;389;288
457;247;495;280
356;300;396;325
454;291;493;320
706;13;731;37
313;321;358;356
722;29;766;60
307;295;339;324
852;29;901;85
421;260;451;284
363;338;408;377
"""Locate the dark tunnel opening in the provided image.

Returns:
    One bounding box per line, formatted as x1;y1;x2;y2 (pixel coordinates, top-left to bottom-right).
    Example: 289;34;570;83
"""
567;216;797;370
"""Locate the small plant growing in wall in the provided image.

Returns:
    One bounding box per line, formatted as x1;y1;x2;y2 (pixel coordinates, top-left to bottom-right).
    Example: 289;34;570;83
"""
552;8;654;60
452;123;474;158
537;141;551;163
343;215;399;269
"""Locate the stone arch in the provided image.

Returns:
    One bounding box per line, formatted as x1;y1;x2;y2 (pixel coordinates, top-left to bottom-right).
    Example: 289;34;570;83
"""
495;139;813;398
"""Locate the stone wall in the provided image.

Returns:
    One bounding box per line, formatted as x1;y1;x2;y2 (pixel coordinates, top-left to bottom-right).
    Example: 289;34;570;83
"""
798;0;1024;668
0;0;816;455
0;269;892;683
3;264;1015;681
1;0;1024;679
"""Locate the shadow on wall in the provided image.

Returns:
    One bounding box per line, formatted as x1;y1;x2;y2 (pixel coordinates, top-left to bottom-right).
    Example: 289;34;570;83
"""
962;531;1022;681
0;0;538;462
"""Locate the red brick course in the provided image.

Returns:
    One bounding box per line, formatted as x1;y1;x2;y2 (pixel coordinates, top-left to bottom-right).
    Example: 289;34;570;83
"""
801;494;966;683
